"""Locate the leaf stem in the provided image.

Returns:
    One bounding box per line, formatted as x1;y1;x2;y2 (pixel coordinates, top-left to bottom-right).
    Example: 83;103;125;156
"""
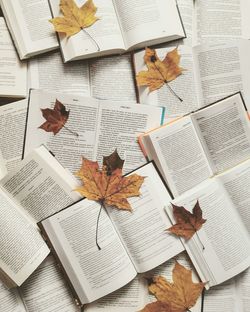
81;28;100;52
201;288;205;312
95;203;103;250
195;231;205;251
63;125;79;137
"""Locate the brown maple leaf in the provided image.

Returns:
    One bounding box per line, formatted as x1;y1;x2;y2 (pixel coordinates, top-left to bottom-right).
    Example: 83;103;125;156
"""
166;201;206;240
103;149;125;175
136;47;184;101
141;262;205;312
39;99;69;135
50;0;99;37
75;152;144;211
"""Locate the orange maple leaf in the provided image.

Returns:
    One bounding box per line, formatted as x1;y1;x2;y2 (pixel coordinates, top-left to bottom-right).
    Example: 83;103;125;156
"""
167;201;206;239
141;262;205;312
75;152;144;211
39;99;69;135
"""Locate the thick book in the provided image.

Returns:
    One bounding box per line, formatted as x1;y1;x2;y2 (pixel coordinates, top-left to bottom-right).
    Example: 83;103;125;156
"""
0;145;81;288
0;17;27;98
139;92;250;196
0;0;59;60
48;0;185;62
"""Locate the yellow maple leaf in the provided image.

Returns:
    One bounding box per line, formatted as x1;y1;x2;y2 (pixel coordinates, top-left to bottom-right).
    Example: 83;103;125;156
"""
136;47;184;101
141;262;205;312
75;156;145;211
50;0;99;37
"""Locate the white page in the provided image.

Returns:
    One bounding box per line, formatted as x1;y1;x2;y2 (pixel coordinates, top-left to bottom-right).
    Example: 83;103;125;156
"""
216;159;250;233
107;163;184;273
147;116;213;196
0;280;26;312
24;89;99;174
195;0;250;45
49;0;125;62
0;0;58;59
94;101;163;173
167;179;250;287
176;0;194;46
0;189;49;287
193;40;250;109
0;99;27;173
236;268;250;312
0;151;7;180
0;18;27;98
41;200;137;304
134;45;199;118
28;51;91;96
89;54;136;101
0;146;81;223
114;0;185;49
19;256;79;312
192;93;250;173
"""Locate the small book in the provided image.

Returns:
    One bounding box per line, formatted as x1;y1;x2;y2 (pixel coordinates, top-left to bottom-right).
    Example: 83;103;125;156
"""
23;89;164;175
38;162;184;306
48;0;185;62
0;0;59;60
139;92;250;196
0;17;27;98
0;145;81;288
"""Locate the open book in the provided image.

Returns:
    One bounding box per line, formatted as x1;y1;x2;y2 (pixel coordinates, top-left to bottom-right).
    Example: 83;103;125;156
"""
0;17;27;98
0;145;81;288
134;40;250;117
39;162;184;306
166;158;250;288
48;0;185;62
23;89;164;174
139;92;250;196
0;0;59;59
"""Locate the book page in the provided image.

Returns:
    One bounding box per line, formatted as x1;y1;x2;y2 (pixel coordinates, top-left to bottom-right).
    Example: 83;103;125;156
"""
0;150;7;180
0;280;26;312
0;146;81;223
85;276;147;312
0;189;49;287
49;0;125;62
192;93;250;173
236;268;250;312
0;18;27;98
134;45;200;118
0;100;27;172
177;0;194;46
89;54;136;101
41;199;137;304
195;0;250;45
146;116;213;196
193;40;250;108
24;89;99;174
107;163;184;273
28;51;91;96
216;159;250;233
19;256;79;312
0;0;58;59
94;101;163;173
167;179;250;287
114;0;185;49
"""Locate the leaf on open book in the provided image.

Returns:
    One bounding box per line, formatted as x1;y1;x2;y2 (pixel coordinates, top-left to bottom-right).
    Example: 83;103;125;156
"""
103;149;125;175
39;99;69;135
136;47;184;101
50;0;99;37
140;262;205;312
166;201;206;239
75;151;145;211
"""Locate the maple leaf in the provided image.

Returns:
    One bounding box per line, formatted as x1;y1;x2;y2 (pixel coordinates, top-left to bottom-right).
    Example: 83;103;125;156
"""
75;153;144;211
166;201;206;240
136;47;184;101
141;262;205;312
50;0;99;37
39;99;70;135
103;149;125;175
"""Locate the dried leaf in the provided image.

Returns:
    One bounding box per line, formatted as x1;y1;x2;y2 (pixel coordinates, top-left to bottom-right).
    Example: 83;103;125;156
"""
39;99;69;135
140;301;172;312
75;151;144;211
136;47;184;93
50;0;99;37
103;149;125;175
141;262;205;312
167;201;206;239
